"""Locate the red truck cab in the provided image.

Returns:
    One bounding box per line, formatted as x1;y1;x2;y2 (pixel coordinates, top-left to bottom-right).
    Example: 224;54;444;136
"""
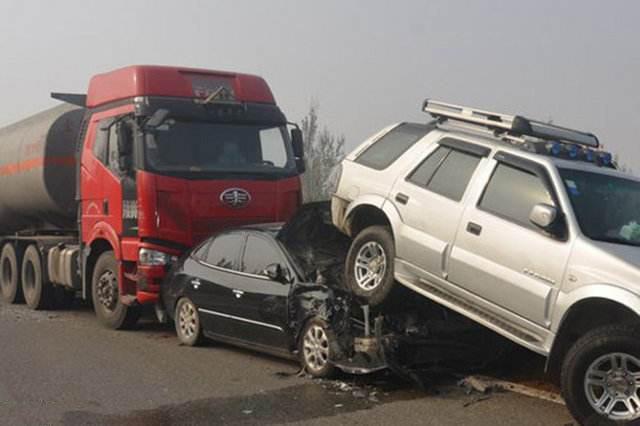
78;65;303;328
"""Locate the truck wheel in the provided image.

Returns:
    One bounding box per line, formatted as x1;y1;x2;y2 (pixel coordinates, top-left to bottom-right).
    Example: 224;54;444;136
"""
561;324;640;424
175;297;204;346
21;245;53;310
1;243;23;304
345;225;395;306
299;318;336;378
92;251;140;330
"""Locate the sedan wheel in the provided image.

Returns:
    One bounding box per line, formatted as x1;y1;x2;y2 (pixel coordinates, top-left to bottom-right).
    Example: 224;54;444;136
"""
300;319;335;378
175;297;204;346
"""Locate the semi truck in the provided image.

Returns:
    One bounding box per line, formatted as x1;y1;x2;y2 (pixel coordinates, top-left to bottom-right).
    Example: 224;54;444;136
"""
0;65;305;329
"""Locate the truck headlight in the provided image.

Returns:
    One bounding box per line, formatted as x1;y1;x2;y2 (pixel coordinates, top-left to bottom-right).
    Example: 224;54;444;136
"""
139;248;172;266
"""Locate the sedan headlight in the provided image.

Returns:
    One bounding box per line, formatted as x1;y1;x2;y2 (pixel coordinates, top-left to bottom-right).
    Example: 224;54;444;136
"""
139;248;172;266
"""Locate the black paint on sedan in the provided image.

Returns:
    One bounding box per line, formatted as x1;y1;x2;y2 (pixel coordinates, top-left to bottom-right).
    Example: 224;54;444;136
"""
161;203;354;377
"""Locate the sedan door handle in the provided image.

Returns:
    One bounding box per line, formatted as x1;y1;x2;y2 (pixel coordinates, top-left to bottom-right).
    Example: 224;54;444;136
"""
191;278;201;289
232;289;245;299
466;222;483;236
395;193;410;205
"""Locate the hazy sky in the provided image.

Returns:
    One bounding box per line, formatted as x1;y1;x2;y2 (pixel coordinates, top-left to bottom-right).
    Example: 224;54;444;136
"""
1;1;639;170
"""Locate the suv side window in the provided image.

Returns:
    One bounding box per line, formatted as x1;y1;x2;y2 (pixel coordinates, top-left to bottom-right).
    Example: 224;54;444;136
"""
408;146;482;201
355;123;432;170
205;233;245;271
242;235;283;276
479;163;554;228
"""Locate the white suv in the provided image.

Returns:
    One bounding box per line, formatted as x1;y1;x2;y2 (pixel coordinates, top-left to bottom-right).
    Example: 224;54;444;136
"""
332;100;640;424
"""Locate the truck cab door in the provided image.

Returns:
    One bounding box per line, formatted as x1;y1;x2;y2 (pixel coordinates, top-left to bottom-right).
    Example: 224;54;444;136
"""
391;138;489;280
448;154;571;328
81;113;133;240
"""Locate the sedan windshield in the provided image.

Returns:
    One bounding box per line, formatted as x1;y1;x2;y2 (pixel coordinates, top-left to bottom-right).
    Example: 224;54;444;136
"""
145;121;294;175
560;168;640;246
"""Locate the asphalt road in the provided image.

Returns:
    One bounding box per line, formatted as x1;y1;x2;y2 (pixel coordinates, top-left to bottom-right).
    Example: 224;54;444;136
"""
0;300;575;425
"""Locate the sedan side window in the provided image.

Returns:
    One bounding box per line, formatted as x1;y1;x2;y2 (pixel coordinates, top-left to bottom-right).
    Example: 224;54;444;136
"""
204;233;245;271
242;235;283;276
407;146;482;201
479;163;554;228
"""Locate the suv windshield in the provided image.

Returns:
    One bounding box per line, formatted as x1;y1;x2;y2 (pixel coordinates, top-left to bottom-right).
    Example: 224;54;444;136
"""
560;168;640;246
144;121;294;176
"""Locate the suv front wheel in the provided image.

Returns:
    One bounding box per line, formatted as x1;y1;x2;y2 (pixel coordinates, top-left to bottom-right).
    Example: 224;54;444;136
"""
561;324;640;424
345;225;395;306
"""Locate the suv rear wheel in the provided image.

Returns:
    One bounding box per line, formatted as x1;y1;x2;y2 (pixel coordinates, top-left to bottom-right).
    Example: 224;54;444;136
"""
345;225;395;306
561;324;640;424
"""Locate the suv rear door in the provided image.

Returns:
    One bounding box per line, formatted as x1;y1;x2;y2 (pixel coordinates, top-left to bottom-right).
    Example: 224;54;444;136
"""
448;153;571;327
391;138;490;279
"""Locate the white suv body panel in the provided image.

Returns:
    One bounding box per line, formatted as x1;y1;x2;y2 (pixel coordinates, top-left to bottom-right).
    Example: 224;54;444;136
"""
333;122;640;357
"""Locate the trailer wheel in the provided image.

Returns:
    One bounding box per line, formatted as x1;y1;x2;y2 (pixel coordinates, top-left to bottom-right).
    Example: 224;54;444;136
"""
345;225;396;306
91;251;140;330
21;245;53;310
0;243;23;304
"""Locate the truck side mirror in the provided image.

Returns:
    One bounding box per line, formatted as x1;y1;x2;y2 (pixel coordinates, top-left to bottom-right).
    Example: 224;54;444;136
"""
117;122;132;156
145;109;170;129
291;128;304;158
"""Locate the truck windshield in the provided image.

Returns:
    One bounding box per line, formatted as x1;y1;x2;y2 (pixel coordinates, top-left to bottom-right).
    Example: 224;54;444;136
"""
144;121;294;176
560;168;640;247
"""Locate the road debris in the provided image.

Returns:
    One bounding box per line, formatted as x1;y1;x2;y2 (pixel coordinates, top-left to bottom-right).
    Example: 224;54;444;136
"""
460;375;565;405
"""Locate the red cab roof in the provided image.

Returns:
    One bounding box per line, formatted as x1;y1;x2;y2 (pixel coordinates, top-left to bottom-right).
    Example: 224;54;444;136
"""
86;65;275;108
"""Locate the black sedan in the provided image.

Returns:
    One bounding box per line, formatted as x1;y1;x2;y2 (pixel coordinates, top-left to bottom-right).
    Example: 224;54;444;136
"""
161;204;365;377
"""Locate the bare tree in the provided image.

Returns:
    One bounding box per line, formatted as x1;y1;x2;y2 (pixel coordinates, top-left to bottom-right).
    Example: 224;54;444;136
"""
300;102;345;202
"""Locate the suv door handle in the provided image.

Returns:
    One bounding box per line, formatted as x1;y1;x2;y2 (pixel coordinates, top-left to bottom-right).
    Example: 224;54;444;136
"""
466;222;483;236
395;193;410;205
232;289;245;299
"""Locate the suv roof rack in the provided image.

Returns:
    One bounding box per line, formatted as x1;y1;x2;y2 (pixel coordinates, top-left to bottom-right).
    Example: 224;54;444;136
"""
423;99;600;148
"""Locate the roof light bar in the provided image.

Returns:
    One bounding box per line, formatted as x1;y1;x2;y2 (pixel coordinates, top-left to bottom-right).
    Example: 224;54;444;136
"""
423;99;600;148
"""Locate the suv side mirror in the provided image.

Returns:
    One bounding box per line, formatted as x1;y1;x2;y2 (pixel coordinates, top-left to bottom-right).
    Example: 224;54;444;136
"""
530;203;558;230
263;263;290;283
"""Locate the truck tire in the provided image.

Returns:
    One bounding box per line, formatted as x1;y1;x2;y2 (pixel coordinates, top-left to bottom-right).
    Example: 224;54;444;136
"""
345;225;395;306
21;244;53;310
561;323;640;424
299;318;336;378
1;243;23;304
92;251;140;330
175;297;204;346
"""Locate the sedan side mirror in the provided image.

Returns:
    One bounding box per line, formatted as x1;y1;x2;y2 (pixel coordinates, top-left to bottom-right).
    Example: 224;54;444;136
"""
530;203;558;230
263;263;290;284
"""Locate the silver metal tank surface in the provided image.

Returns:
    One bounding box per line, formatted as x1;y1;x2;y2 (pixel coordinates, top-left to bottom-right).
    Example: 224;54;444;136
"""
0;104;85;233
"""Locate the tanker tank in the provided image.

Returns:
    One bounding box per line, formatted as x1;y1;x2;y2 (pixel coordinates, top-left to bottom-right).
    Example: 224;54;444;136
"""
0;104;85;234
